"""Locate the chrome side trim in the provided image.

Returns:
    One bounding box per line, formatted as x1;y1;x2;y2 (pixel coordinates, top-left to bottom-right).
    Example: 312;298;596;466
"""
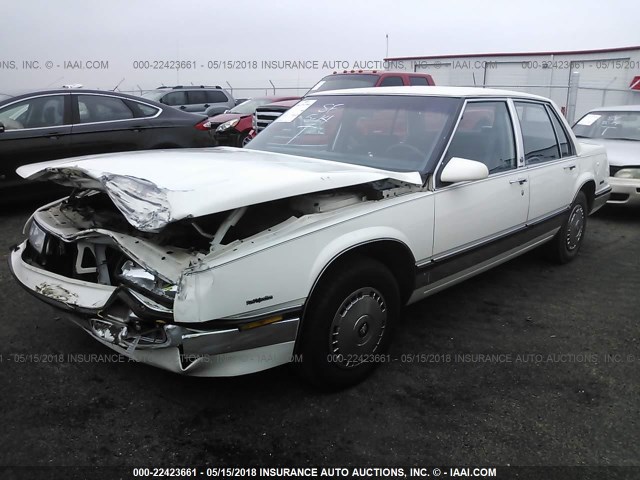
431;223;528;263
526;205;570;226
221;299;305;321
415;206;568;267
407;231;556;304
182;318;299;356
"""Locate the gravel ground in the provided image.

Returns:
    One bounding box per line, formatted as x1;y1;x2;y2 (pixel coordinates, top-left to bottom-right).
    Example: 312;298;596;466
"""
0;201;638;478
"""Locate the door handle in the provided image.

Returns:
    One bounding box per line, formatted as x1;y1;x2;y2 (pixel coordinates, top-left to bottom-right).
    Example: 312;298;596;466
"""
509;178;528;185
131;126;144;132
179;106;186;110
204;104;210;108
564;165;576;171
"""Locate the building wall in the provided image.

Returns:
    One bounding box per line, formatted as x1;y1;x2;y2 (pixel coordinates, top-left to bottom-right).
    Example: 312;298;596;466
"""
391;48;640;121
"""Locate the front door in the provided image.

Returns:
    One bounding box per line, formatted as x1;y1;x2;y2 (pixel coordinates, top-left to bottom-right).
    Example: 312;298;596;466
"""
430;100;529;284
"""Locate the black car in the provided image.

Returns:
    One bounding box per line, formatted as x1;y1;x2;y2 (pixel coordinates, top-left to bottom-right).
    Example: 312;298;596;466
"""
0;89;216;201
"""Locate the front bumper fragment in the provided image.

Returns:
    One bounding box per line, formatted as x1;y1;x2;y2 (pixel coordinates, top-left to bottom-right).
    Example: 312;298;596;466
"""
9;241;299;377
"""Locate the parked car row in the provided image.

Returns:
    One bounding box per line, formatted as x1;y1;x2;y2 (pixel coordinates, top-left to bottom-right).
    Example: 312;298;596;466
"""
0;89;215;201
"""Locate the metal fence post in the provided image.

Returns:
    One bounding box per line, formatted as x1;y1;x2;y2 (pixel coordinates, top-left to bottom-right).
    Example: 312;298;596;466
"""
566;71;579;124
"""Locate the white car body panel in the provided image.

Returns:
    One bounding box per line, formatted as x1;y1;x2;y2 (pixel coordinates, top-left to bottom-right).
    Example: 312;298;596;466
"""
433;170;530;256
175;192;435;322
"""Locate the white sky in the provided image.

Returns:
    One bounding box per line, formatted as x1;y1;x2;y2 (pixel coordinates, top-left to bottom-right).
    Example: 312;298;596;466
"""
1;0;638;95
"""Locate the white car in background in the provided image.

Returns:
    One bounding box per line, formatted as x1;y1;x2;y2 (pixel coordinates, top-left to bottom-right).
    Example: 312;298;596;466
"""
573;105;640;206
10;87;610;388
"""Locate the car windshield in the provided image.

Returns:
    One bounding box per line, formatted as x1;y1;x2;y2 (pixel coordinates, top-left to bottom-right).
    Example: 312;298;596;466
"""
140;91;166;102
246;94;462;173
307;74;380;94
573;111;640;141
229;98;272;115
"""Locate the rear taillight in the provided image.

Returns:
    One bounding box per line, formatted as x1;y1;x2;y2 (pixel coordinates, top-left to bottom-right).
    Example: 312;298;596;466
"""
195;119;212;131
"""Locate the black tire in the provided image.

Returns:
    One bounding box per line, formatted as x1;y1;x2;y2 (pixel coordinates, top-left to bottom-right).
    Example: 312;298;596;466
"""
548;191;588;264
297;257;400;389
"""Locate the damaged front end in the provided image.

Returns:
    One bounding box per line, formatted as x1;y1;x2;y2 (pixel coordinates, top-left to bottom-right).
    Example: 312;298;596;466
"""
10;149;423;376
9;190;305;376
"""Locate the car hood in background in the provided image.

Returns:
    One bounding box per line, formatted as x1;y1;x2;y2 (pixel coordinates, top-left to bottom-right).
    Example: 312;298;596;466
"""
579;138;640;166
17;148;422;232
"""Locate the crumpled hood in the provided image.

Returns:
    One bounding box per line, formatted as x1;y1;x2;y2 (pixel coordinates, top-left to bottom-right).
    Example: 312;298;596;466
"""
579;138;640;166
17;147;422;232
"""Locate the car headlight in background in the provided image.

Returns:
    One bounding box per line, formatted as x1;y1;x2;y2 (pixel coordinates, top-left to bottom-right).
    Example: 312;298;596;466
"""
28;221;47;254
119;260;177;304
614;168;640;179
216;118;240;132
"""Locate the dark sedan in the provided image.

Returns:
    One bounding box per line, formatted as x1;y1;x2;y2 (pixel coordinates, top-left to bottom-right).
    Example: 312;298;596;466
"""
0;89;216;201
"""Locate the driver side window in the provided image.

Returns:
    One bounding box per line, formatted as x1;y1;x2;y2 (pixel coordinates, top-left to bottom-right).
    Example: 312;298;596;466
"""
445;101;516;174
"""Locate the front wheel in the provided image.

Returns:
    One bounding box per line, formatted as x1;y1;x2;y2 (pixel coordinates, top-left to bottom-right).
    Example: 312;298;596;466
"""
297;258;400;389
548;191;588;264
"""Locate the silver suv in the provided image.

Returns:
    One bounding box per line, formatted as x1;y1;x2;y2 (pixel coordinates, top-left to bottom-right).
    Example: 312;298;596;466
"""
142;85;235;116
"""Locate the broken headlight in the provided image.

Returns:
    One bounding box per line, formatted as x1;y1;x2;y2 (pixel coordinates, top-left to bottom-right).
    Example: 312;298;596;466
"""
118;260;177;306
28;221;47;255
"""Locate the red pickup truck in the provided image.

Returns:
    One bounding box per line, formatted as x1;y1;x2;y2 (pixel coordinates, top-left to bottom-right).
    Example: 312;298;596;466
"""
253;71;435;135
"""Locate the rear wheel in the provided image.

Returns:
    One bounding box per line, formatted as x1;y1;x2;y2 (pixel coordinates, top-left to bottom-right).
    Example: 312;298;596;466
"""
297;258;400;389
548;191;588;264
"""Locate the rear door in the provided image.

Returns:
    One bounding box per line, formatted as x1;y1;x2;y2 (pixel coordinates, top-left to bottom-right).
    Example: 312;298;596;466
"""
514;101;578;222
69;93;145;155
0;93;72;187
184;90;208;113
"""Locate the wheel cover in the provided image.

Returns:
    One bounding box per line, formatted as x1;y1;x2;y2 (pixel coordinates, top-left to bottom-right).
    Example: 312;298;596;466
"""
566;204;585;251
329;287;387;369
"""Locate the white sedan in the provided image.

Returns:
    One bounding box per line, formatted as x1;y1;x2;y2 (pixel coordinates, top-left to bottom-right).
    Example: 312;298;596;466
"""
10;87;611;388
573;105;640;206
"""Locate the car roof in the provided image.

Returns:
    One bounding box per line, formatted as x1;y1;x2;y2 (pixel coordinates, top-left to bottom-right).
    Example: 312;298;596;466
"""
586;105;640;112
309;85;550;101
0;89;174;111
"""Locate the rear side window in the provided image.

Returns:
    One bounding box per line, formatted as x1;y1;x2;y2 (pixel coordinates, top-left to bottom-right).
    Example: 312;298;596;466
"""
77;95;134;123
515;102;561;164
134;102;160;117
548;108;573;157
162;91;187;106
188;90;207;104
409;76;430;86
205;90;229;103
379;76;404;87
445;101;516;174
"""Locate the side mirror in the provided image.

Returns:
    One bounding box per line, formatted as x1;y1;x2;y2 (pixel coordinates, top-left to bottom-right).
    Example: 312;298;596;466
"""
441;157;489;183
0;122;4;133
